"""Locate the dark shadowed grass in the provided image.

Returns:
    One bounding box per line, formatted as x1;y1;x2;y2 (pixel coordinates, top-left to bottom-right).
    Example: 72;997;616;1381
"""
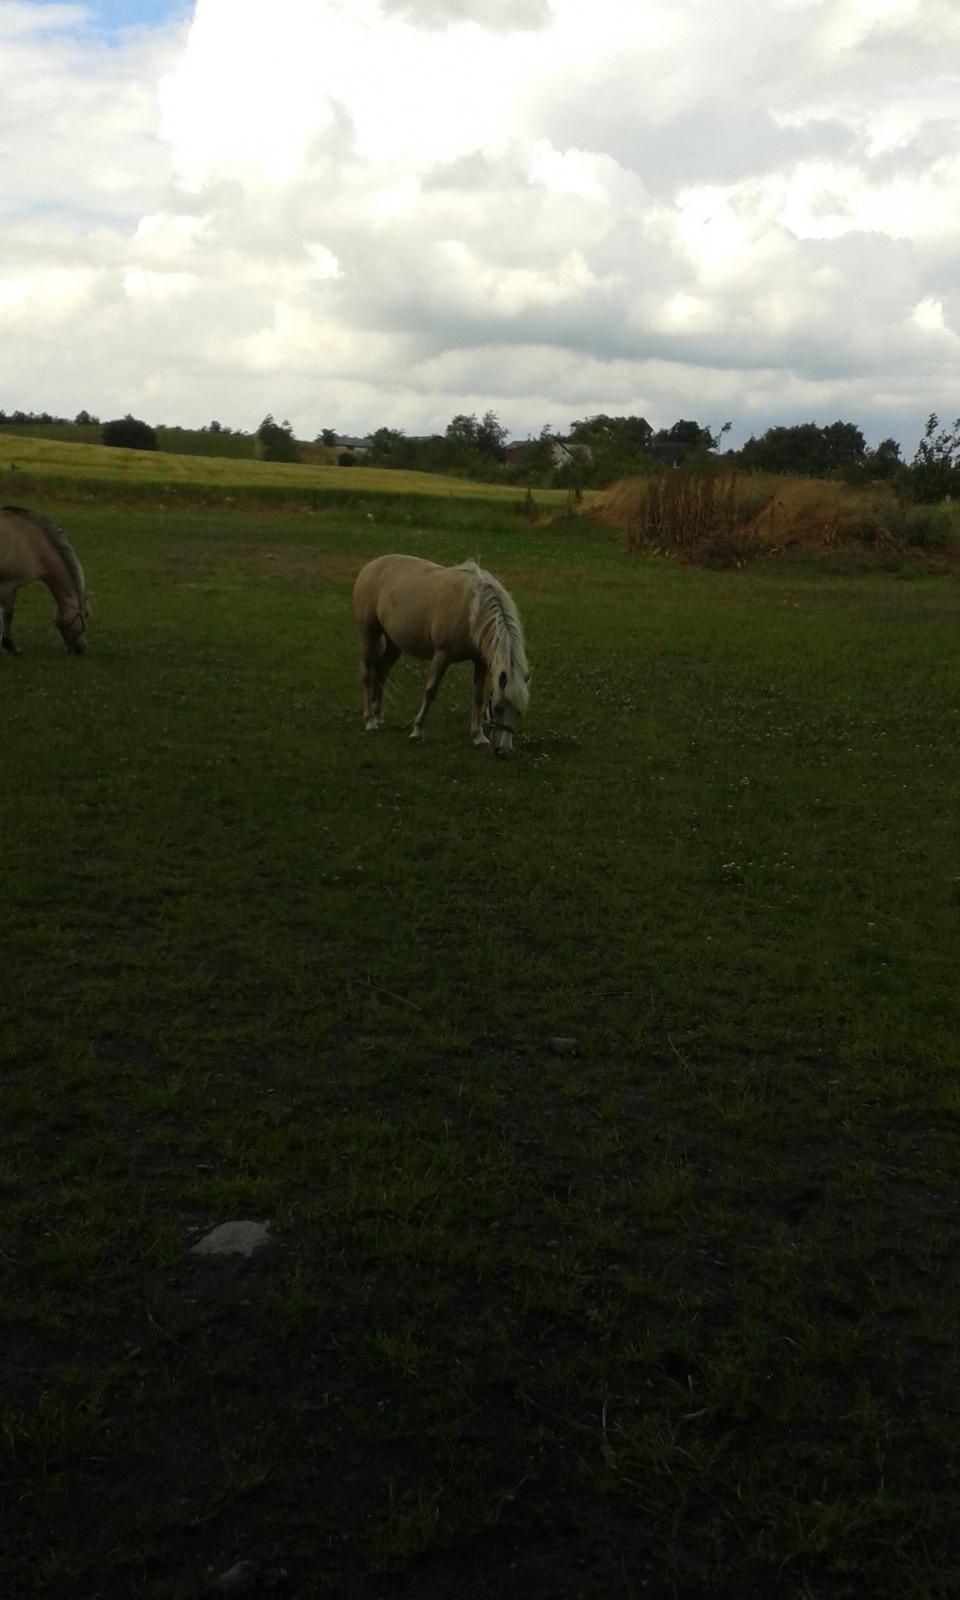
1;497;959;1598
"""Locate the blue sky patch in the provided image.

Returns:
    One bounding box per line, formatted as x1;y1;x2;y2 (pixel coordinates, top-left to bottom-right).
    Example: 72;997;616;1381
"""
59;1;190;36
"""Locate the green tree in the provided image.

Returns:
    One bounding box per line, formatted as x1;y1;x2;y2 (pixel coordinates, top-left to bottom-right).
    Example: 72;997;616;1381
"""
653;418;716;451
318;427;338;446
864;437;903;481
738;420;866;476
908;413;960;502
569;414;653;452
476;410;508;462
255;414;299;462
567;414;655;485
102;414;158;450
444;411;507;463
528;425;559;478
367;427;407;464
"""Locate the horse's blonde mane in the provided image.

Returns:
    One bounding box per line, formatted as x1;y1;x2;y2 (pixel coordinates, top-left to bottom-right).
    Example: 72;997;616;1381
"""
458;560;530;712
3;506;86;604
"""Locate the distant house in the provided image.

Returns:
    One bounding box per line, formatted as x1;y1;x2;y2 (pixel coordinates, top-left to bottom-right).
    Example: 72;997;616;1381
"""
335;434;372;455
505;439;590;469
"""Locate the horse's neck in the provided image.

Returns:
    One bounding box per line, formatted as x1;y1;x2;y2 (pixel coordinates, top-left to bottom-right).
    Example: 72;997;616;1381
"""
41;553;78;614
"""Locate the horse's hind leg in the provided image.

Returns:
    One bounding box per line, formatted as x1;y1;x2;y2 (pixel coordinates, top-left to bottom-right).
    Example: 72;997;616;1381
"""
0;591;18;656
359;625;400;731
410;649;450;741
371;638;400;727
359;626;384;730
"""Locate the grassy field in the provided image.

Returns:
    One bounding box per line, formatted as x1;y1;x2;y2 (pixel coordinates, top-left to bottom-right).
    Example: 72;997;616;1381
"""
2;487;959;1599
0;432;571;507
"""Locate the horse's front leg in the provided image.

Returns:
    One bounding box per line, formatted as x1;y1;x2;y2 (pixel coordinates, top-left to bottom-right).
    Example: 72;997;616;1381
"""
470;660;489;747
0;593;18;656
410;650;449;741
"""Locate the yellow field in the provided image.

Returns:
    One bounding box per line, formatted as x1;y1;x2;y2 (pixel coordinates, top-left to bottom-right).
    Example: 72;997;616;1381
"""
0;431;574;505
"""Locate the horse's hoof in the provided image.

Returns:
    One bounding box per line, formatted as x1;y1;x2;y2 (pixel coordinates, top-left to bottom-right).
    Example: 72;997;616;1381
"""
472;734;490;748
364;721;381;733
409;730;423;742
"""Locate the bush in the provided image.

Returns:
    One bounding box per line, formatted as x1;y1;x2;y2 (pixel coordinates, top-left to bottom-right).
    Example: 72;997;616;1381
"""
102;415;158;451
893;503;956;550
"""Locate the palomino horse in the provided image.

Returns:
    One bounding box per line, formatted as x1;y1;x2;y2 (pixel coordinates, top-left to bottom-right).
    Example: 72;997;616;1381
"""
353;554;530;755
0;505;89;655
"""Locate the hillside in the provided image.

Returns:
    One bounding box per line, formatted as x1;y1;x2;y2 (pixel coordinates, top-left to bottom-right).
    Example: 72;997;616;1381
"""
0;431;572;506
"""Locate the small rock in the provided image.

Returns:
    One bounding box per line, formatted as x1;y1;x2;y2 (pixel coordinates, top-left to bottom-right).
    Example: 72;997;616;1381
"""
190;1221;272;1259
211;1560;258;1593
547;1036;580;1057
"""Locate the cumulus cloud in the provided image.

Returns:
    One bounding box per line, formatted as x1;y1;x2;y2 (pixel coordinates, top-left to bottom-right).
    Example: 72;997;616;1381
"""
1;0;958;447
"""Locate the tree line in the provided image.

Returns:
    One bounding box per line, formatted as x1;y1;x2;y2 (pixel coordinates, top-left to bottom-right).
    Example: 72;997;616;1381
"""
357;411;960;501
3;407;959;502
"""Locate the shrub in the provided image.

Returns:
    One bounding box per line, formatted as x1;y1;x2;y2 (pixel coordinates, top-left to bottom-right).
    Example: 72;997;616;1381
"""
102;415;158;450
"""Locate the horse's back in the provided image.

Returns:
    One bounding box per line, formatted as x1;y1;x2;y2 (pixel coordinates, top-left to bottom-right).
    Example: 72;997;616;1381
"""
354;553;438;605
353;553;475;659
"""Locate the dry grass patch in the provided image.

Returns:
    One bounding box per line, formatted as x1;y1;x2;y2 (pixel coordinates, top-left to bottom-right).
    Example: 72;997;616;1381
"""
601;470;960;567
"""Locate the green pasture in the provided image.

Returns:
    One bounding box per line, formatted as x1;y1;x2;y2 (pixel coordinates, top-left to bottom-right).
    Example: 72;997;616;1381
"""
2;489;959;1599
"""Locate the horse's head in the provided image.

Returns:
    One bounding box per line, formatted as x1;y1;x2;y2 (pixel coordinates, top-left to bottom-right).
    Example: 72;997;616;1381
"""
56;594;89;654
486;666;529;757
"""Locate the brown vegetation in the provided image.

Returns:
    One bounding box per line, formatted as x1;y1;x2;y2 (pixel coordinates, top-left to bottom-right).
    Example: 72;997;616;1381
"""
601;469;959;566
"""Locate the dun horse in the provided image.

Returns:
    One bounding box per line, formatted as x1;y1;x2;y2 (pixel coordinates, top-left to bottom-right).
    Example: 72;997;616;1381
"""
353;554;529;755
0;506;89;655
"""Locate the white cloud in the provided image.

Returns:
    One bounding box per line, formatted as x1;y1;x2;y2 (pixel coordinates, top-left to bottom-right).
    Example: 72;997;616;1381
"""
1;0;959;448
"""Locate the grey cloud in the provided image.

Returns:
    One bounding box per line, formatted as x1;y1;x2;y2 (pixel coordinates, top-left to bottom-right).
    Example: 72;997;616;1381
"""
332;199;931;388
868;120;960;181
539;99;857;197
421;149;531;192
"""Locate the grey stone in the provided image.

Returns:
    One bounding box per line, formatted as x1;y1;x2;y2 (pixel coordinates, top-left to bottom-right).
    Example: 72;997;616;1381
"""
190;1221;272;1259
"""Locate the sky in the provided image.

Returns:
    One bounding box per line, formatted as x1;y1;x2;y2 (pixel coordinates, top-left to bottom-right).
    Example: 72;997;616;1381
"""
1;0;958;451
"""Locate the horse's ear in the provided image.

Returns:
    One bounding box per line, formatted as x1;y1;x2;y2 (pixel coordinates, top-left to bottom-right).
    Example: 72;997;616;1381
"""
498;669;507;689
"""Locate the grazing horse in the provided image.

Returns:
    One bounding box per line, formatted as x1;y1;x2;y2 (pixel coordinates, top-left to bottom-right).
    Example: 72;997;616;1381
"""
0;505;89;655
353;554;530;755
